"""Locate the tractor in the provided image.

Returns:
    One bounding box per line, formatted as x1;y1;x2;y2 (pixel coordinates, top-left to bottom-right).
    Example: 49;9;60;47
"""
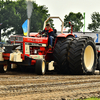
0;17;98;75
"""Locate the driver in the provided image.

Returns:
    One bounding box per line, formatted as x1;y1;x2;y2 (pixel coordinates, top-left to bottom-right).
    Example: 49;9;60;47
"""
40;23;54;48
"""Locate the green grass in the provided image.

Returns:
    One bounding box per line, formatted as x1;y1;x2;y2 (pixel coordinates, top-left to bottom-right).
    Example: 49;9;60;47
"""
83;98;100;100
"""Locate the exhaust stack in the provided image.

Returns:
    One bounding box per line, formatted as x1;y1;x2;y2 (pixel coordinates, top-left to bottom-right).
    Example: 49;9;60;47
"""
26;0;33;37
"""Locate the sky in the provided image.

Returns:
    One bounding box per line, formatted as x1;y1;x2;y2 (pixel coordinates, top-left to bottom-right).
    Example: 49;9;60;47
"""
35;0;100;32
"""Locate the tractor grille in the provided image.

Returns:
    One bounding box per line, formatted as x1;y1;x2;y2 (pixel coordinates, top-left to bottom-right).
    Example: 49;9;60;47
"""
10;36;23;42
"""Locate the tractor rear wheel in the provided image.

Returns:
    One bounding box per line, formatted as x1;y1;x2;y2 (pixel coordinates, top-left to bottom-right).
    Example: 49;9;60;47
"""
0;65;7;73
68;36;97;75
35;59;46;75
97;55;100;70
53;36;74;74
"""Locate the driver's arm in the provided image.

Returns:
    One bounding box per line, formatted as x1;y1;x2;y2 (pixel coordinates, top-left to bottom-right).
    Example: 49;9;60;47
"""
39;29;45;34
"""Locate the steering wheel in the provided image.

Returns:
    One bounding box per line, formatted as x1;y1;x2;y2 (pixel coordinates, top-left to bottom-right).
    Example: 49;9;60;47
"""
42;32;48;37
37;33;42;37
37;32;48;37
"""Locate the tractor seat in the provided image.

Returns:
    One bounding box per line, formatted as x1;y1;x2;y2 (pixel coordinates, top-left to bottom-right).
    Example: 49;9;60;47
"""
52;29;57;47
53;29;57;38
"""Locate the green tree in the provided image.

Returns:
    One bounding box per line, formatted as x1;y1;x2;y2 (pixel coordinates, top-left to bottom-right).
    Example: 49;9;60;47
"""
30;3;54;32
0;0;17;36
64;12;84;32
88;12;100;32
0;0;53;37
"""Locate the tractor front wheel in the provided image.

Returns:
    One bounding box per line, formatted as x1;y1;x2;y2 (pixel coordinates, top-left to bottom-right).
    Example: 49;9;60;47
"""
0;65;7;73
35;59;46;75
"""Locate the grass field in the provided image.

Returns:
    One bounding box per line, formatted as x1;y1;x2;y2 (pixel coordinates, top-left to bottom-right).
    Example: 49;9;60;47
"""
83;98;100;100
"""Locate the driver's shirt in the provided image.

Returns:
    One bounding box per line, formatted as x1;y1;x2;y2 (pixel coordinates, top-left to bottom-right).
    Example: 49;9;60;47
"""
42;28;54;36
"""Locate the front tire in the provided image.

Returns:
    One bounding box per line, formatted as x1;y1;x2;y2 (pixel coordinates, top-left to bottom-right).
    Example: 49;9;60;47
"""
35;59;46;75
0;65;7;73
68;36;97;75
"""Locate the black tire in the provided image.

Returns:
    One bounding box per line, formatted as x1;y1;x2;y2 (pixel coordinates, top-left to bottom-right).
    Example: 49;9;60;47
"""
53;36;74;74
35;59;46;75
7;64;14;71
0;65;7;73
68;36;97;75
97;55;100;70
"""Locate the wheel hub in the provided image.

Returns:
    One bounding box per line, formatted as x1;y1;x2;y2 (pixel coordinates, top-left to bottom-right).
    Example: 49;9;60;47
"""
42;61;45;75
4;65;7;71
84;45;94;71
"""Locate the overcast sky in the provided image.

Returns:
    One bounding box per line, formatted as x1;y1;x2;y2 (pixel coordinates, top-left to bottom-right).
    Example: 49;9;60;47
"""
35;0;100;32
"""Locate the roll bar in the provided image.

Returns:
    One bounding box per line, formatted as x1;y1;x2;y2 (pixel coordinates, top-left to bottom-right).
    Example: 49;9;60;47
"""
43;17;64;34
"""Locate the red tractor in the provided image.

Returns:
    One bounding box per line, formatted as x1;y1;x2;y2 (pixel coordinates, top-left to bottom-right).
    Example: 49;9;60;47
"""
0;17;98;75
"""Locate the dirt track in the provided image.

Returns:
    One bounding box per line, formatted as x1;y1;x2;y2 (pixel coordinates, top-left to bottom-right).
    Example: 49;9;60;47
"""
0;71;100;100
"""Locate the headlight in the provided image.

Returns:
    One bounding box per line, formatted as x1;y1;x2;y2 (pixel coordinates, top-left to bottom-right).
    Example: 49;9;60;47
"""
34;49;37;54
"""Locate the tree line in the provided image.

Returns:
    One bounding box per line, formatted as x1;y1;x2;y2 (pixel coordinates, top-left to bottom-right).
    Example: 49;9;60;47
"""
64;12;100;32
0;0;100;38
0;0;53;37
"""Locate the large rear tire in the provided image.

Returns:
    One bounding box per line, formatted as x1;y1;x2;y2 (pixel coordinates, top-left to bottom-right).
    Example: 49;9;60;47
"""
53;36;74;74
68;36;97;75
35;59;46;75
97;55;100;70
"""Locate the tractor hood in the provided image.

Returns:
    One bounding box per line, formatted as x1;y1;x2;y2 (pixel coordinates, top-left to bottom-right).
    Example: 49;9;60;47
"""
23;37;48;44
30;33;38;37
10;35;48;45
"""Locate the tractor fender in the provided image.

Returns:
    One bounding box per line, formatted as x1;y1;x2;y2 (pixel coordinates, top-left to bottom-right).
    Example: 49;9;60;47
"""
53;34;74;52
54;33;74;45
57;33;74;38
